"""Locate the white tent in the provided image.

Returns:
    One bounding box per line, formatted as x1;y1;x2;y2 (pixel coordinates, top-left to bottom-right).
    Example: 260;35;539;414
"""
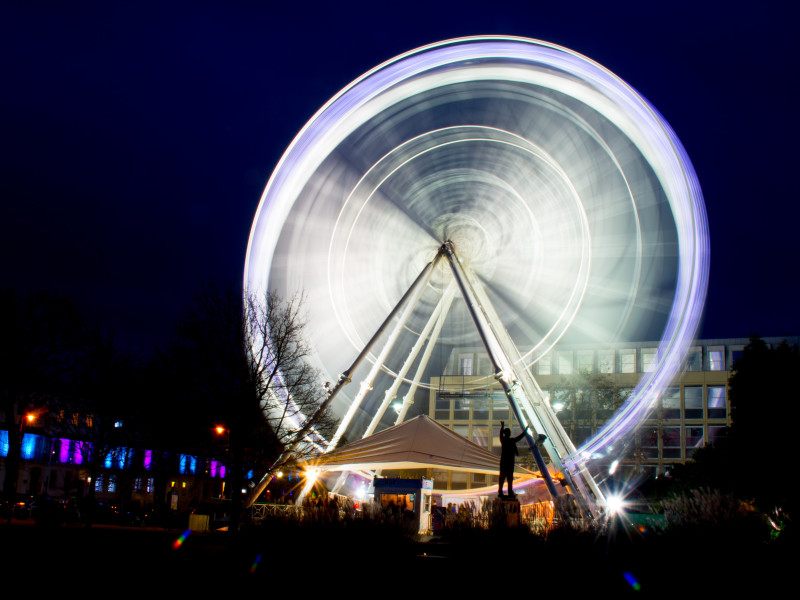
312;414;501;474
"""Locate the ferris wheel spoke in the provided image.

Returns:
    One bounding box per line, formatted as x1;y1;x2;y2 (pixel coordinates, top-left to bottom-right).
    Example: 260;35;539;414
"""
245;36;709;510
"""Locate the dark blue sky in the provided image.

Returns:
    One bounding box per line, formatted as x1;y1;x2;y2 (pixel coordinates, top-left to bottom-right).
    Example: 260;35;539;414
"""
3;1;798;352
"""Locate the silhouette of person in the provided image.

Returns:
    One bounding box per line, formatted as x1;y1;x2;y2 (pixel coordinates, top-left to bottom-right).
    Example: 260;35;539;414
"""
498;420;529;497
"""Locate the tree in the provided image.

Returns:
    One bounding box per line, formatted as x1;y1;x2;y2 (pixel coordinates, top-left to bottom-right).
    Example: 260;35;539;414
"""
156;285;336;527
667;336;800;522
549;372;631;447
1;289;84;502
727;336;799;516
44;330;141;523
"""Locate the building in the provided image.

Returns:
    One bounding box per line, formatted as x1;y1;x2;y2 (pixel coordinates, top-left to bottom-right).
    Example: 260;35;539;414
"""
427;337;798;489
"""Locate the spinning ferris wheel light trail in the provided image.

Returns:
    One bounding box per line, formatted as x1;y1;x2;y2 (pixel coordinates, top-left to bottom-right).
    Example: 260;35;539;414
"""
245;36;709;514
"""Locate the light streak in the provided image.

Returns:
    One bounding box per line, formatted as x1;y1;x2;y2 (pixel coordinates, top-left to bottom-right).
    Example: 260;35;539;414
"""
245;36;708;464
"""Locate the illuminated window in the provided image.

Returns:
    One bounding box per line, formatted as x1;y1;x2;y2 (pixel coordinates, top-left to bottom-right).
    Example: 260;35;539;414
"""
0;430;8;457
451;472;467;490
95;475;104;492
707;387;727;419
146;478;154;493
707;347;724;371
134;477;143;493
108;475;116;493
620;349;636;373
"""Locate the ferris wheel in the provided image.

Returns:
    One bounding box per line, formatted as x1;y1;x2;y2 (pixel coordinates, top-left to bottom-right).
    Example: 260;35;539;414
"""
244;36;709;513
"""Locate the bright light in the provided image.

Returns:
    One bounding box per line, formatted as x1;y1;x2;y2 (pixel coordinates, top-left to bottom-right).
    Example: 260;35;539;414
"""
392;401;403;415
245;35;709;490
552;402;564;412
606;494;626;515
276;470;283;478
355;486;366;501
25;413;35;423
305;468;319;483
215;426;226;435
608;459;619;475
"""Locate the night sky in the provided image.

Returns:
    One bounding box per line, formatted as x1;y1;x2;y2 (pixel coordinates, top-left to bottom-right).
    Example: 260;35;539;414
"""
3;1;798;353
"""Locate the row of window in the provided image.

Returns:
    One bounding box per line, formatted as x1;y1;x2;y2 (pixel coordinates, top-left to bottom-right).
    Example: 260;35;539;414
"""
435;384;728;422
455;345;736;376
1;431;227;478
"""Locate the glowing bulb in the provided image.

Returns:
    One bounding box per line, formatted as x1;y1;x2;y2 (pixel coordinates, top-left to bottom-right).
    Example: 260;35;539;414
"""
606;494;626;515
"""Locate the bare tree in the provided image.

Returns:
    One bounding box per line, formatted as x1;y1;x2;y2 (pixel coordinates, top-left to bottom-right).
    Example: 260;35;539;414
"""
244;290;335;463
162;285;336;519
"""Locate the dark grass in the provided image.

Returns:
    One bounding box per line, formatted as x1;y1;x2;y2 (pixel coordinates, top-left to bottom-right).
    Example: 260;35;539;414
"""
1;515;794;595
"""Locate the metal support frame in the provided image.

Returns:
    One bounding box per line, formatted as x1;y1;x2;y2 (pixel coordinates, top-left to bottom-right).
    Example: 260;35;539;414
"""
441;241;602;514
254;242;604;517
326;251;442;450
246;255;441;507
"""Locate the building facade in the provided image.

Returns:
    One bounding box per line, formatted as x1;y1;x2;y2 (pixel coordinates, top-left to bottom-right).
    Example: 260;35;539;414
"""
428;337;798;489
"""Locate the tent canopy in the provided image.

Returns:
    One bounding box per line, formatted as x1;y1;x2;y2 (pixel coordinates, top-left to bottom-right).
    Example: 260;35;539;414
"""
312;414;501;475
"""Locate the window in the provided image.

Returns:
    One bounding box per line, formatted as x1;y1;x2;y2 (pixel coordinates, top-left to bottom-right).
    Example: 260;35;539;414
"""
642;349;657;372
453;425;469;440
620;349;636;373
450;472;468;490
684;386;703;419
472;426;489;448
472;397;488;420
707;347;724;371
578;350;594;374
639;426;658;458
557;351;573;374
685;427;704;458
708;426;727;445
598;350;614;374
707;386;727;419
537;355;552;375
459;355;473;376
662;388;680;419
685;349;702;371
662;427;681;458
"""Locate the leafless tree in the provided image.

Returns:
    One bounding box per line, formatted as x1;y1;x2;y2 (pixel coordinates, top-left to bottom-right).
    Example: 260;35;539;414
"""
166;285;336;516
243;290;336;464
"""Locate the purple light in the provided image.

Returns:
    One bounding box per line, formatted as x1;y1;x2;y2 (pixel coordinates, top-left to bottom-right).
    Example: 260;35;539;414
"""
73;442;85;465
245;36;709;473
59;438;70;463
143;449;152;470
